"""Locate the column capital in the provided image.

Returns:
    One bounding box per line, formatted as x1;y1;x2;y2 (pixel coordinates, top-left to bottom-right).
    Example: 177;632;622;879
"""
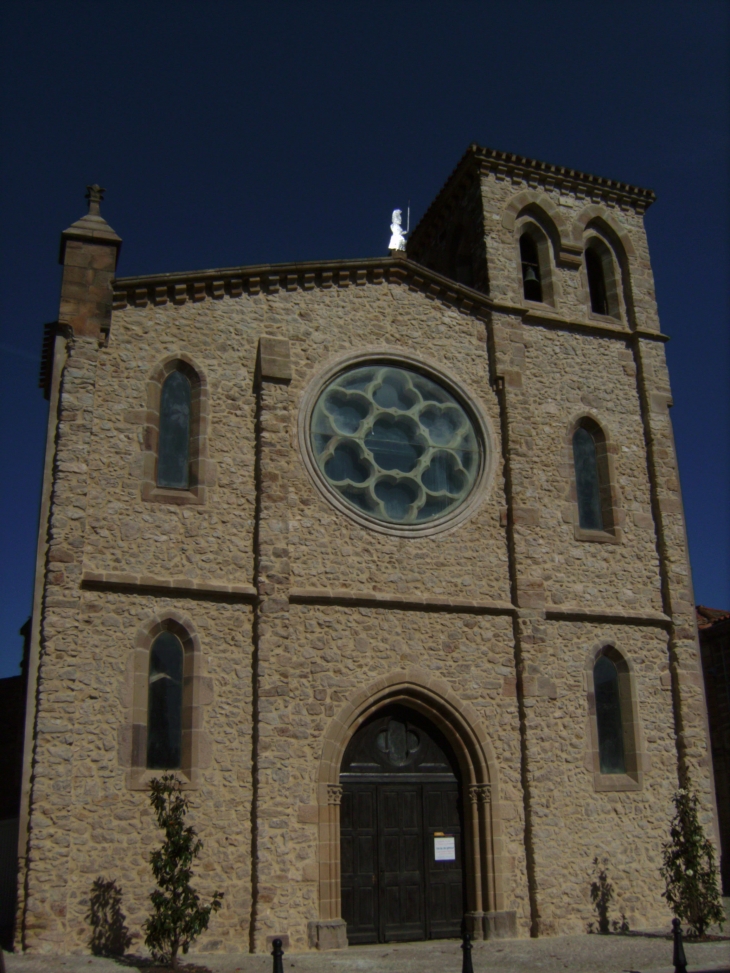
469;783;491;804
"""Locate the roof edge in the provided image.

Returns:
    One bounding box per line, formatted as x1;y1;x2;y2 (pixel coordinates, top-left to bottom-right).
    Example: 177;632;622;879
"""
109;254;667;348
115;255;408;288
112;255;494;315
409;144;656;250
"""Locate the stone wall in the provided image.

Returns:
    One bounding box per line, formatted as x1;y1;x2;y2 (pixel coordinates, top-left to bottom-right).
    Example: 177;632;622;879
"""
523;619;676;934
18;152;716;954
23;587;253;953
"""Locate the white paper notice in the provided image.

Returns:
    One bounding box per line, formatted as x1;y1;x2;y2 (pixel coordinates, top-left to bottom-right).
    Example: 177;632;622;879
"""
434;836;456;861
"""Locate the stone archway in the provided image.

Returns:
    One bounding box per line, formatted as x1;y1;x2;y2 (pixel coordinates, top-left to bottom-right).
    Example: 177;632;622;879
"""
309;668;515;949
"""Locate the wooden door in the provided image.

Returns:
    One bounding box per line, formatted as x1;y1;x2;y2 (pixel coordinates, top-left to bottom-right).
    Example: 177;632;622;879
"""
379;784;425;942
340;784;378;944
340;705;467;944
423;781;464;939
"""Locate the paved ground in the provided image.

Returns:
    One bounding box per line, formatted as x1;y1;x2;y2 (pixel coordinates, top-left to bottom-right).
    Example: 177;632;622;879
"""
2;933;729;973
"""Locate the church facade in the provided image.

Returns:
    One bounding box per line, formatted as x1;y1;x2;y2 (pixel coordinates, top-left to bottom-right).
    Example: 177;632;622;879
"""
16;145;717;954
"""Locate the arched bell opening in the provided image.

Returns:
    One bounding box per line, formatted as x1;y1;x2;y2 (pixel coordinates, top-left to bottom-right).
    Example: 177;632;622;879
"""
312;674;512;950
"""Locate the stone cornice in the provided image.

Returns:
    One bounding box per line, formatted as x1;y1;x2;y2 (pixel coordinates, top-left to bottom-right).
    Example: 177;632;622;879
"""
81;570;257;602
472;145;656;209
112;256;491;318
409;145;656;254
545;607;672;627
289;587;516;614
491;302;668;343
78;572;674;627
111;255;665;342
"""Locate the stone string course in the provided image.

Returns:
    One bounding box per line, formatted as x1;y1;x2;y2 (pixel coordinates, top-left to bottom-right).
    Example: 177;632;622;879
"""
17;151;716;956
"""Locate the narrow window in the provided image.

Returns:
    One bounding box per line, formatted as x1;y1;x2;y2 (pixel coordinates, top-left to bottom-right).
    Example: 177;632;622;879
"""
147;632;183;769
573;426;603;530
586;245;609;315
594;655;626;774
520;233;542;302
157;371;191;489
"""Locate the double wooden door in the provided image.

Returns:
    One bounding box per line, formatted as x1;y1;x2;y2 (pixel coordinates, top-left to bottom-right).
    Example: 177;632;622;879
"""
341;780;464;943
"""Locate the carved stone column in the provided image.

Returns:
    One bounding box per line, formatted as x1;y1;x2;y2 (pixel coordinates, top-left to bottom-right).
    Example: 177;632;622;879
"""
464;784;485;939
475;783;515;939
309;784;348;949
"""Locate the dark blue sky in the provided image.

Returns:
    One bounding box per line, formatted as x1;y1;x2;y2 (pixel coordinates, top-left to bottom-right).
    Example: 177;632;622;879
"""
0;1;728;677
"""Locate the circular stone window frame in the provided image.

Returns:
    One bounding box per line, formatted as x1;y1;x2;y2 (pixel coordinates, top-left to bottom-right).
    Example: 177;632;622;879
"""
298;349;496;537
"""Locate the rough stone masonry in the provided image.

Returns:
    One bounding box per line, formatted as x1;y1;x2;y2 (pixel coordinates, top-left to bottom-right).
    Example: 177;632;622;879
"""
15;148;719;955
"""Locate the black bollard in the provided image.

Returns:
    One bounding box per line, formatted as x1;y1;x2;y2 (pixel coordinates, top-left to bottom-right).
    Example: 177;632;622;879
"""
461;928;474;973
672;918;688;973
272;936;284;973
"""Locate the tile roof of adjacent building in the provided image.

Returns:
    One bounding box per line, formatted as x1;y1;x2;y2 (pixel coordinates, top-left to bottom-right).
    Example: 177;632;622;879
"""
696;605;730;629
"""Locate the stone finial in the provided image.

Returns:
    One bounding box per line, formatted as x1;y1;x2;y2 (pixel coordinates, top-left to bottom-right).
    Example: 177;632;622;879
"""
85;184;105;216
59;184;121;267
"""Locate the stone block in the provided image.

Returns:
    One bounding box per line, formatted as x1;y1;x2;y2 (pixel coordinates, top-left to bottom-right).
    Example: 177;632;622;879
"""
259;336;292;382
307;919;348;950
485;910;517;939
513;506;540;526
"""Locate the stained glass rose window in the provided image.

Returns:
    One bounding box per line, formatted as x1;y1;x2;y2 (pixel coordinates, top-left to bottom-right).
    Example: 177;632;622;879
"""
310;364;481;526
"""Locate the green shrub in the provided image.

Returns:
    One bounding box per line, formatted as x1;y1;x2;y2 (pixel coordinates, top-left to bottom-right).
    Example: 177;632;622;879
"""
144;775;223;970
660;784;724;938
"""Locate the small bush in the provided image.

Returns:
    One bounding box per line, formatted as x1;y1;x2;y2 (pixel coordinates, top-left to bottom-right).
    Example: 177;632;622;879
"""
86;877;133;957
661;783;724;938
144;775;223;970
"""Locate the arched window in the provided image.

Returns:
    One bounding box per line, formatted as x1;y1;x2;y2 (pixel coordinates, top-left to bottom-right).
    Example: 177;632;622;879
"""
147;631;183;769
157;370;192;489
572;425;603;531
142;356;210;505
520;232;542;302
585;238;620;318
586;646;643;791
586;247;607;314
593;655;625;774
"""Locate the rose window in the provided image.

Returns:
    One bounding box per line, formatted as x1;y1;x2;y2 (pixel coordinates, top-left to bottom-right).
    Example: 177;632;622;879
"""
310;364;481;526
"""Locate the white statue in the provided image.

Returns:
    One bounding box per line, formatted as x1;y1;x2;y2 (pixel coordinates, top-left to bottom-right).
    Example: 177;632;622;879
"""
388;208;407;252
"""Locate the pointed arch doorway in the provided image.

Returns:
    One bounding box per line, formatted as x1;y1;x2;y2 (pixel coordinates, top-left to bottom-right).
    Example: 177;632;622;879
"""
340;704;466;943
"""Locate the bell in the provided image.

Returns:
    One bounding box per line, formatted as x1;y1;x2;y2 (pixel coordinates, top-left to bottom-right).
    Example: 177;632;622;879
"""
524;265;539;284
